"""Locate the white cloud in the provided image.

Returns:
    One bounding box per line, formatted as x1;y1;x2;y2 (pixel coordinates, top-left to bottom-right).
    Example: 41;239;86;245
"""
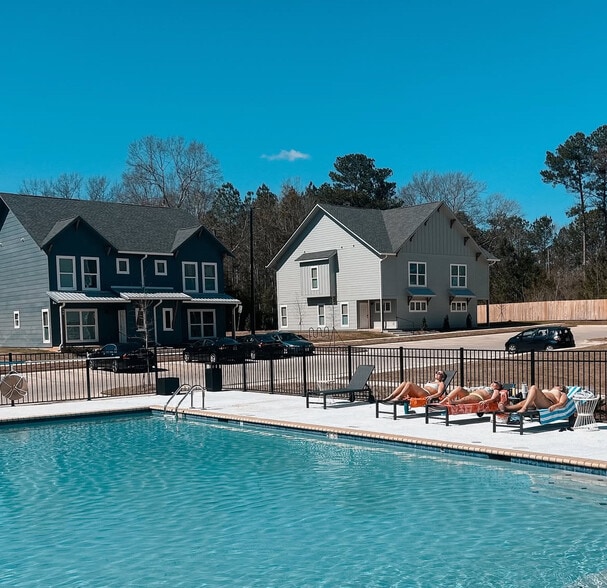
261;149;310;162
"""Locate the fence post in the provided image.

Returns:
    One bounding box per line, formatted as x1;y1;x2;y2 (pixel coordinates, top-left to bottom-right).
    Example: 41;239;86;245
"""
86;358;92;401
459;348;465;387
242;359;248;392
302;353;307;396
530;350;536;385
399;347;404;383
269;357;274;394
347;346;353;379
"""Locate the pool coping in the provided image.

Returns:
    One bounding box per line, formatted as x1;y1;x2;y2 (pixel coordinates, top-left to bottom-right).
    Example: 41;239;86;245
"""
157;405;607;477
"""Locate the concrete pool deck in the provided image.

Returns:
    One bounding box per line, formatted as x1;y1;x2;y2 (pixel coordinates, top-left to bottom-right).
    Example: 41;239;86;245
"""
1;390;606;475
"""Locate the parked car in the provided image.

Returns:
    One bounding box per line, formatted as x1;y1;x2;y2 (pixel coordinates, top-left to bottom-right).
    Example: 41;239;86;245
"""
182;337;246;363
236;333;286;359
88;342;157;372
505;326;576;354
270;331;315;356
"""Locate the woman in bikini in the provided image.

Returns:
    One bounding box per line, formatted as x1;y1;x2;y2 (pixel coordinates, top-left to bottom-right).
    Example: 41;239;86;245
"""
382;370;447;403
441;381;507;407
501;385;568;413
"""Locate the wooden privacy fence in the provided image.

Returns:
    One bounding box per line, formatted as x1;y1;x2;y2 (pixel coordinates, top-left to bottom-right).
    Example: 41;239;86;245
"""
478;299;607;324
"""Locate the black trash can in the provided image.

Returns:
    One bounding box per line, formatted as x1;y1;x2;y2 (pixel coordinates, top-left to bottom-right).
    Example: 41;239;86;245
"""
205;364;222;391
157;377;180;396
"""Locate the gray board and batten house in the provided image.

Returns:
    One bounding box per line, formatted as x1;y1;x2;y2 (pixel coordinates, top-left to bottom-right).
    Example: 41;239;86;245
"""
267;202;498;333
0;193;240;349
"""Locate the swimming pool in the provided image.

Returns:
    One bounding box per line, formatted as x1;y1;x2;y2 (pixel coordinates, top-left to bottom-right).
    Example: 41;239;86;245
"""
1;414;606;587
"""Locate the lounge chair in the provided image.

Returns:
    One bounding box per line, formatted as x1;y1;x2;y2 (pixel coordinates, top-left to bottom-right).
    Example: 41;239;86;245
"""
492;385;584;435
306;364;375;409
425;388;512;426
375;370;456;419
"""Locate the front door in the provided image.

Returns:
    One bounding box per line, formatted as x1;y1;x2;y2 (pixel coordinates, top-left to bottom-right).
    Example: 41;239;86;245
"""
358;301;369;329
118;310;127;343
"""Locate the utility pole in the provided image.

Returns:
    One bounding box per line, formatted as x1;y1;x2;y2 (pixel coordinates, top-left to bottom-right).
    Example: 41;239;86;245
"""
249;205;256;335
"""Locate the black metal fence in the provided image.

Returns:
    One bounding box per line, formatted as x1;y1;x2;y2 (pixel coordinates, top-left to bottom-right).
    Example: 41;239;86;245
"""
1;347;606;414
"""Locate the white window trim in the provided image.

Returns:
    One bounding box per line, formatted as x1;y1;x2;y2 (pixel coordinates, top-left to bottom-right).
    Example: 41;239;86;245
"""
57;256;76;291
41;308;51;343
317;303;325;327
81;257;100;291
450;264;467;288
409;300;428;312
182;261;199;293
408;261;427;287
116;258;130;274
202;262;218;293
162;307;174;331
155;259;168;276
374;301;391;313
451;300;468;312
340;302;349;327
310;266;319;290
13;311;20;329
279;305;288;328
64;309;98;343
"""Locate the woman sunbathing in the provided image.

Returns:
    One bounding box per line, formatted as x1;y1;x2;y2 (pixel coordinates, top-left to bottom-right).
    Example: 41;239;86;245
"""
500;385;568;413
382;370;447;403
441;381;507;407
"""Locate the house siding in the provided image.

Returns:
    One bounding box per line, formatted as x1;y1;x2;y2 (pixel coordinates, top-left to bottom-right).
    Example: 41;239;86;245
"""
0;211;51;347
272;203;491;333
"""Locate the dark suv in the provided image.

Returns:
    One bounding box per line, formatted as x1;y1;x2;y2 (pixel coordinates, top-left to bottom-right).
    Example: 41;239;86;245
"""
505;326;575;354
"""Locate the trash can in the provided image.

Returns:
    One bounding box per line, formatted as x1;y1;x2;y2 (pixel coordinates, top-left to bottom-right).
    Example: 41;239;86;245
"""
157;377;180;396
205;364;222;391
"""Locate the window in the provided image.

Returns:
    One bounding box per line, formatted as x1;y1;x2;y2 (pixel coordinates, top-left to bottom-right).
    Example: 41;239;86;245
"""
155;260;168;276
116;258;130;274
340;303;349;327
65;309;98;343
409;300;427;312
374;301;392;313
57;256;76;290
310;267;319;290
279;306;288;328
13;311;20;329
81;257;100;290
162;308;174;331
317;304;325;327
450;264;467;287
451;301;468;312
202;263;218;293
135;307;146;331
41;309;50;343
182;262;198;292
409;262;426;286
187;309;215;339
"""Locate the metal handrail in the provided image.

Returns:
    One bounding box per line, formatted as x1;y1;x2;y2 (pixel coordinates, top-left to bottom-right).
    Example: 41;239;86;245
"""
163;383;206;419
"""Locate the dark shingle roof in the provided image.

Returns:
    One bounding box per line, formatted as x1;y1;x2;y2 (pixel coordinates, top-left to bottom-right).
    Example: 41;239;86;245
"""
0;193;221;254
319;202;440;253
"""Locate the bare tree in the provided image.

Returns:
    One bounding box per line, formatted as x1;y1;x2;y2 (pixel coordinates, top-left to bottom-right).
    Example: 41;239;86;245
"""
120;136;222;215
21;173;82;199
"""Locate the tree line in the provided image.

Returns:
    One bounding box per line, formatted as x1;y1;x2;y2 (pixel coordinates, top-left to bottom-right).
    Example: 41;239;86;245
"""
19;126;607;330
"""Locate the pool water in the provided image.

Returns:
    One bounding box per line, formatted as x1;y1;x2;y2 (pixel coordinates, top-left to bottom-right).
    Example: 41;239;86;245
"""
1;414;606;587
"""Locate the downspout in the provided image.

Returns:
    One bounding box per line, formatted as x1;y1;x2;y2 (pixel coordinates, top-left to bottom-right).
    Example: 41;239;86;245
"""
140;255;148;288
59;303;66;349
153;300;162;345
379;256;386;332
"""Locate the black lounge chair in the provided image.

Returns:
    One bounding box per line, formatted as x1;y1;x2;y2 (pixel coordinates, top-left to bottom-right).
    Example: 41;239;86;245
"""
306;364;375;409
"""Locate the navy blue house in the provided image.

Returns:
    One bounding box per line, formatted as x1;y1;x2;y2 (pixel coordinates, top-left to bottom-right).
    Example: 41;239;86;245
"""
0;193;240;349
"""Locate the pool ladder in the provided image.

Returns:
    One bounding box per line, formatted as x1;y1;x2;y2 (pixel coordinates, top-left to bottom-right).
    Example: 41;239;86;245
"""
163;383;205;420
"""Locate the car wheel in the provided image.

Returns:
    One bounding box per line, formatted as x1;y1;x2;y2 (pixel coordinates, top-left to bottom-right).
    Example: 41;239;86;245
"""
250;350;256;360
209;352;218;363
545;344;555;351
507;344;518;354
183;351;192;363
112;360;120;373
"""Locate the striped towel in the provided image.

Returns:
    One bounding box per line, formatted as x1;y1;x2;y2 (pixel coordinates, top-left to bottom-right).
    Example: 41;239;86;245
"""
538;386;583;425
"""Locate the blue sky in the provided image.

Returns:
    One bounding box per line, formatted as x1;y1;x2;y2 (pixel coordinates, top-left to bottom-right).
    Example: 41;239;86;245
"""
1;0;606;227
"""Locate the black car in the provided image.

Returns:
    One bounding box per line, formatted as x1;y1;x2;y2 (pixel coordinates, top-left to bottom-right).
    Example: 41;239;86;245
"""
505;326;576;354
88;342;157;372
236;333;286;359
270;331;315;356
182;337;246;363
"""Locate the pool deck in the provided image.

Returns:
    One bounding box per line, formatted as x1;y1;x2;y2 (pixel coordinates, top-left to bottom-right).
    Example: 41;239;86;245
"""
2;390;607;475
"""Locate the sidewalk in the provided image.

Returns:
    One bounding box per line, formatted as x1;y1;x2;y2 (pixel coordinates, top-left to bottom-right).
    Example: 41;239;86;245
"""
2;390;606;475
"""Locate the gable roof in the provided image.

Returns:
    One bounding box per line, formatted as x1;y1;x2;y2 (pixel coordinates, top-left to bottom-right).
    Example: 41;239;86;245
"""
0;193;231;255
269;201;494;269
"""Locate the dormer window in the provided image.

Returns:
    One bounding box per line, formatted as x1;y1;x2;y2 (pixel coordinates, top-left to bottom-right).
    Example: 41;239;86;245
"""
155;260;168;276
116;258;130;274
182;262;198;292
82;258;100;290
202;263;218;293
